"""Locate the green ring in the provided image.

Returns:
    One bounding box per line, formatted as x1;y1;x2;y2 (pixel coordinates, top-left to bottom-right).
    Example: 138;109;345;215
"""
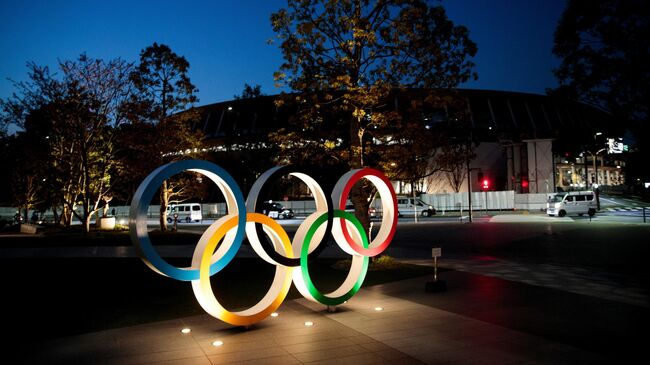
301;210;369;306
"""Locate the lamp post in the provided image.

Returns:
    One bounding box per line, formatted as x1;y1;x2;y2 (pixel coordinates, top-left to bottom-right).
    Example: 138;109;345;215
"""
592;132;604;211
466;147;473;223
591;148;606;186
593;132;604;186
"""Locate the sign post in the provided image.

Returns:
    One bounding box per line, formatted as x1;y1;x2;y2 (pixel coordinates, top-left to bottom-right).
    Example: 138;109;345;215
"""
425;247;447;292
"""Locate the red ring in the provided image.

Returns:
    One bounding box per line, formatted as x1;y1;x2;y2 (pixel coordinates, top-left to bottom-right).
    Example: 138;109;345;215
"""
337;168;397;256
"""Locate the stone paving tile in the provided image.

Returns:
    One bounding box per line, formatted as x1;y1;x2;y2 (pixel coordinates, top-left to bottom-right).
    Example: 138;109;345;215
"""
227;354;302;365
198;337;278;356
275;329;358;346
207;346;291;364
375;348;426;363
282;337;358;354
97;347;208;365
307;352;412;365
153;357;213;365
291;344;370;363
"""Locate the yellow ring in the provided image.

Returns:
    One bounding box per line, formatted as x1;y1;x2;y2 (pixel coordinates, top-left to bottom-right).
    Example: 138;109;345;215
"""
191;213;294;326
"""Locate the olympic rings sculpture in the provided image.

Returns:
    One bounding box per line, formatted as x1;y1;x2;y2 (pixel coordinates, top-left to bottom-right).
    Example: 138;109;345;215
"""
129;160;397;326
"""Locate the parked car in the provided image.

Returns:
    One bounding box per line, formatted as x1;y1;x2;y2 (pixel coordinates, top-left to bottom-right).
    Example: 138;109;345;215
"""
166;203;202;223
396;197;436;217
260;201;294;219
344;203;377;218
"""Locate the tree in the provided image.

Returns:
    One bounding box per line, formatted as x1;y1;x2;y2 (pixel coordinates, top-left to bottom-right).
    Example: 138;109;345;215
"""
6;132;45;223
58;55;133;232
436;141;475;193
128;43;204;230
7;106;59;224
234;83;264;100
270;0;477;229
0;56;133;233
552;0;650;185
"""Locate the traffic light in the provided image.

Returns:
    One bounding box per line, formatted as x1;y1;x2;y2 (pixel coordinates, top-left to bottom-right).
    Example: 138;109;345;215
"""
477;171;484;183
521;177;529;188
481;178;490;190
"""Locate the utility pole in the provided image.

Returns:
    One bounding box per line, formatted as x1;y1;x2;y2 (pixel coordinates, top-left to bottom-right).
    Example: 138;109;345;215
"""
584;149;589;189
466;138;473;223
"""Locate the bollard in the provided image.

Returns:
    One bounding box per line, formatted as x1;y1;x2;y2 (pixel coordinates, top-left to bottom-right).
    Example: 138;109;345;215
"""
425;247;447;292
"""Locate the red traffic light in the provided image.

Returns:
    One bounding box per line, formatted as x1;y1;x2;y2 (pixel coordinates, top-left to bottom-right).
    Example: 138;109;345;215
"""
481;178;490;190
521;179;529;188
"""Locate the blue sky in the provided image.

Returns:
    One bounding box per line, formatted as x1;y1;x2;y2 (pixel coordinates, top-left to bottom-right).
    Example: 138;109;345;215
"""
0;0;567;106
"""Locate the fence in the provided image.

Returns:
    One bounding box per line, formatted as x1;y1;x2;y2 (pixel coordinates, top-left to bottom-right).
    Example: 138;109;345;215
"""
0;191;532;223
14;192;648;223
418;191;516;212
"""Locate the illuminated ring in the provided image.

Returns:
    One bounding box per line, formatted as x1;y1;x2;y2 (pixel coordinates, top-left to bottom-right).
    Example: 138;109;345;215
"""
191;213;293;326
331;168;398;257
129;160;246;281
292;210;369;306
130;161;399;326
246;166;333;266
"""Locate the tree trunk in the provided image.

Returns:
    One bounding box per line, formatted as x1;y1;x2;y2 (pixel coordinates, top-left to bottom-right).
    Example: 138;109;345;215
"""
349;112;371;234
60;204;73;227
83;212;92;234
350;181;371;238
159;180;169;231
51;205;59;226
81;199;90;235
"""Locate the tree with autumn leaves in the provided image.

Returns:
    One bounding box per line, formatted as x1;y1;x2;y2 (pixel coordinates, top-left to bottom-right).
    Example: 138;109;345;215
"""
270;0;477;229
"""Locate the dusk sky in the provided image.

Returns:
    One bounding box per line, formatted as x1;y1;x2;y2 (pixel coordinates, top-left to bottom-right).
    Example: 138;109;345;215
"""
0;0;567;106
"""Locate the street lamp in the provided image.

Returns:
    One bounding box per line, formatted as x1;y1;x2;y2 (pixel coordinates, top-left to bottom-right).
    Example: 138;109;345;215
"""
583;132;604;188
589;148;607;186
593;132;605;186
591;132;605;211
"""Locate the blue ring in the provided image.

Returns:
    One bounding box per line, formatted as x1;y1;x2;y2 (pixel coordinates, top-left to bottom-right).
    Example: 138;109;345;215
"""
129;160;246;281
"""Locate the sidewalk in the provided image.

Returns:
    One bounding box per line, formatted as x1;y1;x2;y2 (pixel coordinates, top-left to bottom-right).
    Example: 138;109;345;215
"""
7;260;647;364
3;229;648;364
10;273;614;365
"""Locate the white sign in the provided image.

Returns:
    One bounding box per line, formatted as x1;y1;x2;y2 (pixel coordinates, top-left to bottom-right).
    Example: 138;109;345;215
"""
432;247;442;258
608;138;625;154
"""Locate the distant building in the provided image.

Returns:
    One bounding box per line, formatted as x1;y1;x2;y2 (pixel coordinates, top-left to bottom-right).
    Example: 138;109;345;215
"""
192;89;624;195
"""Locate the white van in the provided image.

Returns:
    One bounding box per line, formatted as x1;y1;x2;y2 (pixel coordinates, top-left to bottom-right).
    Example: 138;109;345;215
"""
167;203;202;223
546;191;596;217
396;197;436;217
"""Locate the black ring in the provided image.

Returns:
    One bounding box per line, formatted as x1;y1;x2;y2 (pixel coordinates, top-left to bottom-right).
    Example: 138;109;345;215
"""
250;165;333;267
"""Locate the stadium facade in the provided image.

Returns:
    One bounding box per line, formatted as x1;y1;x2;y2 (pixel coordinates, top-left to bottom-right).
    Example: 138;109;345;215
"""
191;89;624;195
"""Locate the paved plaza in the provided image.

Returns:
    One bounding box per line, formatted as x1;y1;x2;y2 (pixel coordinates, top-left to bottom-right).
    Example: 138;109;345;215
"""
3;215;648;364
10;275;610;365
7;256;647;364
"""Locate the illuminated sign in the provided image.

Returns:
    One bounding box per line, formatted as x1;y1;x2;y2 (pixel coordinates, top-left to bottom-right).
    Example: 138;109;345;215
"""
608;138;626;154
130;160;397;326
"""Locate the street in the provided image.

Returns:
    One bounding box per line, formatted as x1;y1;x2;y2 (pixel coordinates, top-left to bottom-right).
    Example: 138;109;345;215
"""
173;209;649;282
